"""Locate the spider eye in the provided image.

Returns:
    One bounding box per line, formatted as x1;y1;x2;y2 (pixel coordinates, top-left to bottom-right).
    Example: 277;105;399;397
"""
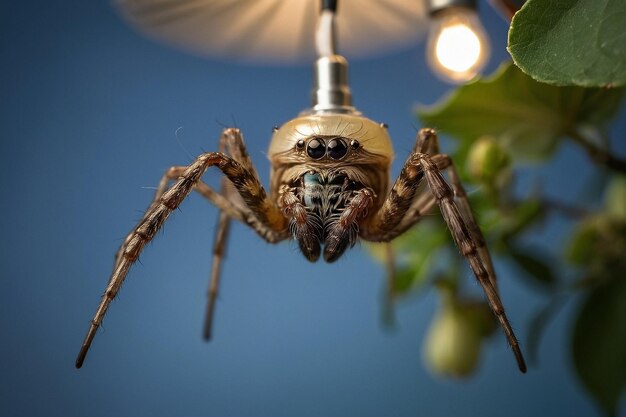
296;139;305;150
307;138;326;159
327;138;348;159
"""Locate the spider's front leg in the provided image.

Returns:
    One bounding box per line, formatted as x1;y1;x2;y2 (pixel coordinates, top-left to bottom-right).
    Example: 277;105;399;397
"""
76;147;287;368
202;128;290;340
362;129;526;373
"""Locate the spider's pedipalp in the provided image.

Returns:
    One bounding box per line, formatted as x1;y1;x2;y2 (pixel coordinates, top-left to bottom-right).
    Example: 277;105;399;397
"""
323;187;373;262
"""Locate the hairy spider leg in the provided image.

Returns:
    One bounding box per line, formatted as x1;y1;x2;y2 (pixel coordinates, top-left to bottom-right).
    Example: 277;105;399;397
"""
204;207;230;340
361;129;440;242
360;140;429;238
370;130;439;318
109;166;280;279
412;128;498;291
360;128;526;373
363;130;496;301
76;149;287;368
436;155;498;291
203;128;273;340
418;153;526;373
202;133;234;342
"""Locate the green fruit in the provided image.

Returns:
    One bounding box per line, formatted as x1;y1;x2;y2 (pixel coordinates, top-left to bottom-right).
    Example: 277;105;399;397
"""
605;175;626;222
566;217;604;265
467;137;511;185
424;303;483;378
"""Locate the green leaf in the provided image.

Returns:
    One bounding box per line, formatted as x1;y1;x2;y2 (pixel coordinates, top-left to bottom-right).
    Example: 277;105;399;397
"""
369;220;453;326
417;62;624;160
526;297;566;365
508;0;626;87
566;213;626;271
493;199;545;243
376;217;452;296
392;267;423;294
507;245;557;289
573;274;626;416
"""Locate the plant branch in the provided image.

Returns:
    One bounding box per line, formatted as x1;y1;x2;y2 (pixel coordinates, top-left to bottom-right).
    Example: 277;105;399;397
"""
488;0;524;22
567;130;626;174
539;197;591;219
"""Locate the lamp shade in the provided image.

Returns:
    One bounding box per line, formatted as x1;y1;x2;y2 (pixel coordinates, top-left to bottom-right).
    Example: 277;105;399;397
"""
115;0;427;64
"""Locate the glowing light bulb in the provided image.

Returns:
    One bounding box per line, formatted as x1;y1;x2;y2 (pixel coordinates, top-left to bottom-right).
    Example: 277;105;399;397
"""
427;6;490;83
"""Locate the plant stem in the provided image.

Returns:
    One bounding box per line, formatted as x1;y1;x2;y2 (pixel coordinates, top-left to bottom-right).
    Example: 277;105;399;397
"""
567;130;626;174
540;197;591;219
488;0;523;21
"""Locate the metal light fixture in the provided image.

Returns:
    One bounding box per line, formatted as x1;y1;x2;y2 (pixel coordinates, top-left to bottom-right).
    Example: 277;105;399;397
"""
309;0;358;115
426;0;491;83
116;0;501;84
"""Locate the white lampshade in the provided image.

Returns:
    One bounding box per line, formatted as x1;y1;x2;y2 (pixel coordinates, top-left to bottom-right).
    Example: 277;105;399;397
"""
115;0;427;64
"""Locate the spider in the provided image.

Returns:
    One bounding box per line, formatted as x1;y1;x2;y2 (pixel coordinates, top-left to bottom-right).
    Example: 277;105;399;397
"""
75;111;526;373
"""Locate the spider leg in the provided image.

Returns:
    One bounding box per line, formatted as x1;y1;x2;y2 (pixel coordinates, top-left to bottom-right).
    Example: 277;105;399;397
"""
203;206;230;340
417;152;526;373
418;128;497;290
386;128;441;238
360;130;433;240
219;128;262;190
361;128;525;372
382;242;397;324
111;166;285;278
111;166;183;276
434;154;498;290
76;151;287;368
202;128;263;340
108;167;237;276
194;180;288;242
383;128;497;290
364;129;446;242
367;192;437;242
363;129;497;290
385;243;396;297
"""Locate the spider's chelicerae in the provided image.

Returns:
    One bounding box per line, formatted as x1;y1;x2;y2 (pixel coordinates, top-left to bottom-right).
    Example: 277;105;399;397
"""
76;113;526;373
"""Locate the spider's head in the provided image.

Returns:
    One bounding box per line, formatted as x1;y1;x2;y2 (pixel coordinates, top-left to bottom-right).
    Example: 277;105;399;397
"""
268;113;394;167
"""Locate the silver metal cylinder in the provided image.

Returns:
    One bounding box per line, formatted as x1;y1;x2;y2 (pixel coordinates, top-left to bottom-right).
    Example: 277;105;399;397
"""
310;54;358;114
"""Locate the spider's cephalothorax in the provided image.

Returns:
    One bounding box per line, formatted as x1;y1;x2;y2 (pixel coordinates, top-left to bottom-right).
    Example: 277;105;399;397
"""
268;114;393;262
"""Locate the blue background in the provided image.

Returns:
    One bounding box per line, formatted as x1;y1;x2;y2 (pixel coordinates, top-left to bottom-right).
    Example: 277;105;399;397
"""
1;1;624;416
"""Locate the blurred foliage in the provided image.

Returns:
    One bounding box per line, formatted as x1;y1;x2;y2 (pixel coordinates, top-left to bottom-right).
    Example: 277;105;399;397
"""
508;0;626;87
368;62;626;415
417;62;624;163
570;180;626;416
